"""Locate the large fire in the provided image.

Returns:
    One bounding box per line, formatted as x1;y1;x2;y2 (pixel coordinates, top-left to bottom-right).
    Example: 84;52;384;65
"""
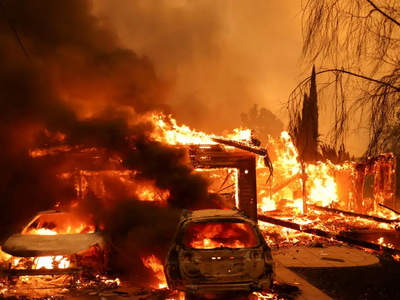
147;113;252;146
144;114;352;215
257;132;345;213
8;112;399;299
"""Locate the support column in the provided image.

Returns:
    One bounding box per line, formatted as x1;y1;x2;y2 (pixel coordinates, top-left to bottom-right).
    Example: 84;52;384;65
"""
238;156;258;222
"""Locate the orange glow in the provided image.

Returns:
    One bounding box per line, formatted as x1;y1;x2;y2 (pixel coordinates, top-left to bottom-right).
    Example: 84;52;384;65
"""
9;254;71;270
29;145;75;158
35;256;70;269
252;291;281;299
27;113;399;267
26;228;57;235
135;185;170;201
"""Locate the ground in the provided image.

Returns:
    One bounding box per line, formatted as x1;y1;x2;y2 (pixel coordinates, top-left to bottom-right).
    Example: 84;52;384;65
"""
1;245;400;300
290;258;400;300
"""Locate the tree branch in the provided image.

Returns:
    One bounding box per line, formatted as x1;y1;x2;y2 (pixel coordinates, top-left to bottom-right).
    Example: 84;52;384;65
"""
294;68;400;93
0;0;29;59
366;0;400;27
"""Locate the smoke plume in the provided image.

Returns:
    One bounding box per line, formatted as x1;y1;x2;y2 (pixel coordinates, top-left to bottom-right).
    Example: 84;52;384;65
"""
0;0;215;247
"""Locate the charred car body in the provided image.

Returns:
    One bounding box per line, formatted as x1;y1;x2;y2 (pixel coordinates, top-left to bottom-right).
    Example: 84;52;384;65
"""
164;208;274;297
0;210;109;279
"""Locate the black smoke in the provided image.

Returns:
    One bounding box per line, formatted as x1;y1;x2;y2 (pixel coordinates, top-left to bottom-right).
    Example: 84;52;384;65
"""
0;0;220;279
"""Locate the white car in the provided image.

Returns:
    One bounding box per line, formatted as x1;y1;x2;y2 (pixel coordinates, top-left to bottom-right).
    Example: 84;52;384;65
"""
1;210;109;278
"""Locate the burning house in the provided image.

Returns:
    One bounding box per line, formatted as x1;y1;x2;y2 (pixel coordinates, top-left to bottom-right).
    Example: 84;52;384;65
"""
1;0;399;299
0;112;399;299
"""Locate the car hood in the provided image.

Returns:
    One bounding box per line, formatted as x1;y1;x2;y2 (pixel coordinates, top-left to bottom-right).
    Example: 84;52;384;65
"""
1;233;104;257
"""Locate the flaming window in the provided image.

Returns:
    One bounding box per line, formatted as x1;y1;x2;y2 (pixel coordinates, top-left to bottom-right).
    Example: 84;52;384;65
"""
183;222;259;249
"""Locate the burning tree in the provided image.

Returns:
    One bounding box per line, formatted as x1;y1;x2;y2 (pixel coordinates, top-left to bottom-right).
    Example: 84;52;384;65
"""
289;0;400;156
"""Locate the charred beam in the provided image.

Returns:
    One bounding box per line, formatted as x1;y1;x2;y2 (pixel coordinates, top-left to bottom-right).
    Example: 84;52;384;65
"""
309;204;397;224
211;138;269;156
334;236;382;252
258;214;400;255
258;215;302;231
378;203;400;216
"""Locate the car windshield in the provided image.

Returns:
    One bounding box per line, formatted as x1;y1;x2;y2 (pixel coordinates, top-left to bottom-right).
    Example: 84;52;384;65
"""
23;213;95;235
183;221;259;249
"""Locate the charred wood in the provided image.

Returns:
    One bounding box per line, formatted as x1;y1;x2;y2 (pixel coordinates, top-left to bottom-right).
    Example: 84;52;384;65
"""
258;215;301;231
309;204;397;224
378;203;400;216
258;214;400;255
211;138;269;156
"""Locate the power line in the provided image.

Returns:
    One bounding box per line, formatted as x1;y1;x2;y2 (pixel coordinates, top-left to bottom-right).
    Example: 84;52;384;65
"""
0;0;29;59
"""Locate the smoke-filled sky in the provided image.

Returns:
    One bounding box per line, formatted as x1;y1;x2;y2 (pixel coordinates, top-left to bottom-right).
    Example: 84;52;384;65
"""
93;0;303;133
93;0;368;155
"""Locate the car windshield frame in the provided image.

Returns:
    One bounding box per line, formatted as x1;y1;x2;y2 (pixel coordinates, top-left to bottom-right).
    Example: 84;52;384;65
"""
179;218;261;250
21;212;95;235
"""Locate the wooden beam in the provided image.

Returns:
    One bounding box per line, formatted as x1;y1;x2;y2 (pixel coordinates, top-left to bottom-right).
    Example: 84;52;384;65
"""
378;203;400;216
308;204;397;224
258;214;400;255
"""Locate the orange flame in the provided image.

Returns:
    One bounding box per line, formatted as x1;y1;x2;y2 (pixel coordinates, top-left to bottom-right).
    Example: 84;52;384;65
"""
141;255;168;289
146;113;251;145
184;223;258;249
258;132;350;213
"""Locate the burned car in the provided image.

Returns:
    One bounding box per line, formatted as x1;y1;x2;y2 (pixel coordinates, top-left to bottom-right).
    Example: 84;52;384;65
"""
164;208;274;297
0;210;109;278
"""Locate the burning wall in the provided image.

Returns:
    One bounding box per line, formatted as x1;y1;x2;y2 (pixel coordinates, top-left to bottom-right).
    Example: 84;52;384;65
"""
352;154;396;214
30;115;397;229
257;133;396;216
